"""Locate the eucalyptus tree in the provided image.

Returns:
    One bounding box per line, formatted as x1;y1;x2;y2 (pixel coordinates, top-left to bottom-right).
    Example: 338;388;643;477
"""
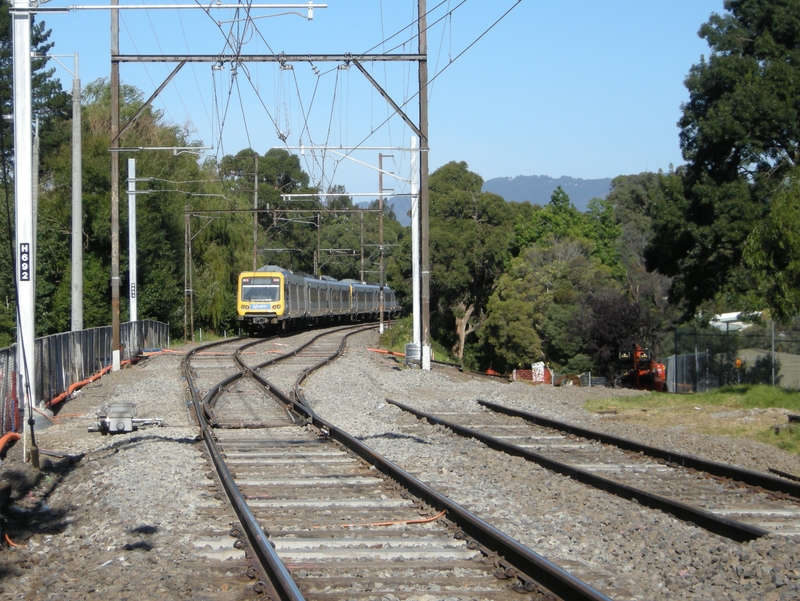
427;161;515;362
480;238;616;373
36;79;207;336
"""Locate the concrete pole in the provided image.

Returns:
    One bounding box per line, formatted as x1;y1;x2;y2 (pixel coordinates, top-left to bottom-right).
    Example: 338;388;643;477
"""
12;0;36;459
188;217;195;342
71;59;83;331
378;154;385;334
418;0;431;370
359;210;364;282
111;0;121;370
32;119;38;268
184;209;189;342
127;158;137;322
410;136;420;347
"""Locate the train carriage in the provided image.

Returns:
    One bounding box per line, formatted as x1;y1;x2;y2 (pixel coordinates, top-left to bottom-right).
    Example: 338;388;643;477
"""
237;265;400;333
322;276;351;317
342;279;381;316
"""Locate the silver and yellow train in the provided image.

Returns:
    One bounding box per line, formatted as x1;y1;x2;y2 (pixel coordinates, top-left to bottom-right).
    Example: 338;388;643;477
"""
237;265;400;332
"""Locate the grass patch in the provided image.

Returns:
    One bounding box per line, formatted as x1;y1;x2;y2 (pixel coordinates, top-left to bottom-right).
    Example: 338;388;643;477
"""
585;385;800;456
756;425;800;455
379;317;456;365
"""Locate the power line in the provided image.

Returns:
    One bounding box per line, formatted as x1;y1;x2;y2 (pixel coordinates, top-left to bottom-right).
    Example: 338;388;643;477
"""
347;0;523;159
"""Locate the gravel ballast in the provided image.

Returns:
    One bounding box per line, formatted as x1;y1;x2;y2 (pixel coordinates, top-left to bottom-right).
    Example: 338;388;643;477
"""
1;330;799;600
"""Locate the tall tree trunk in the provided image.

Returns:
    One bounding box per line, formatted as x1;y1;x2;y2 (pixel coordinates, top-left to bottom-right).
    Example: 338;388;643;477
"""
451;302;475;361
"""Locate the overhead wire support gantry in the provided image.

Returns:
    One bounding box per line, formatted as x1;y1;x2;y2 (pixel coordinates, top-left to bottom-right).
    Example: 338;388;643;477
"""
107;2;433;368
14;0;432;376
113;54;425;63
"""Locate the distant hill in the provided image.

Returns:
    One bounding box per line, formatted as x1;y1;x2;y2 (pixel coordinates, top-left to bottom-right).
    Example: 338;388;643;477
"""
357;174;614;226
357;197;412;227
482;175;613;213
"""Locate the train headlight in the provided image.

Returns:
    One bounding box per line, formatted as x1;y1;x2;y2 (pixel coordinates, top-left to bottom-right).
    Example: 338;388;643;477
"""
241;304;249;310
274;304;281;310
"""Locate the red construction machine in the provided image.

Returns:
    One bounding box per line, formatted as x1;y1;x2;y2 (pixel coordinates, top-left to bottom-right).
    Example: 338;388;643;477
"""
618;344;667;392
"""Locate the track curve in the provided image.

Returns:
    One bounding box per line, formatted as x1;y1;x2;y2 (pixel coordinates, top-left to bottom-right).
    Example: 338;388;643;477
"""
184;327;613;600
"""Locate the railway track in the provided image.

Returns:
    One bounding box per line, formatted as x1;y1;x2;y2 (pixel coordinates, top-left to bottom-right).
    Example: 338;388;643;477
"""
183;326;613;600
387;397;800;542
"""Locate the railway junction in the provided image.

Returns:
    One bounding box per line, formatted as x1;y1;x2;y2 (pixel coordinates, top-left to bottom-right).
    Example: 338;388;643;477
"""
1;326;799;600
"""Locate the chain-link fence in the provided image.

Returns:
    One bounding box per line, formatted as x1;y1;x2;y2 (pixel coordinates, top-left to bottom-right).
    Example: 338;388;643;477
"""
1;320;169;437
667;325;800;393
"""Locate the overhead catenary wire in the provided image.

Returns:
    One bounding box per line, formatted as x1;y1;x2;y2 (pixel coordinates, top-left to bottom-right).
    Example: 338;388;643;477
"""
233;68;253;149
429;0;453;103
362;0;453;55
136;0;196;125
269;0;475;196
120;10;179;126
187;0;520;200
345;1;524;165
212;64;237;157
176;7;213;135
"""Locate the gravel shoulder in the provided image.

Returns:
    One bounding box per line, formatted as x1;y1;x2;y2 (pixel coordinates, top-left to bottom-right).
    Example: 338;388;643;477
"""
302;330;800;601
1;332;799;601
0;350;255;601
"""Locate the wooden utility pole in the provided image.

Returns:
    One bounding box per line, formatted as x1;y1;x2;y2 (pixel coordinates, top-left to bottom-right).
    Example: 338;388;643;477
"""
378;153;389;334
110;0;121;369
359;211;364;282
253;156;259;270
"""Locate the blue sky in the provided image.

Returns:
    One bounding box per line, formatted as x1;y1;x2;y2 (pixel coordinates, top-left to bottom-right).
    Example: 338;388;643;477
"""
37;0;726;201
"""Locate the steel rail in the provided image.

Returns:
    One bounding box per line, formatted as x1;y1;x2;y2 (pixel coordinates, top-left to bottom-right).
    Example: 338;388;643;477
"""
248;323;366;371
290;325;373;414
386;398;769;543
479;399;800;498
183;338;305;601
246;335;611;601
245;323;368;416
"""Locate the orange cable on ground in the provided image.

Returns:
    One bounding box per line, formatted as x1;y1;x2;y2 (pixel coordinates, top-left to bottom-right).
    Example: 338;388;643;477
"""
45;356;139;409
4;534;18;547
0;432;20;456
33;407;55;424
367;348;405;357
314;510;446;530
45;365;111;408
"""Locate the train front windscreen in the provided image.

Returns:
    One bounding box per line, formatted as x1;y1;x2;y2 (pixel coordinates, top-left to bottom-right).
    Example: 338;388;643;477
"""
241;276;281;302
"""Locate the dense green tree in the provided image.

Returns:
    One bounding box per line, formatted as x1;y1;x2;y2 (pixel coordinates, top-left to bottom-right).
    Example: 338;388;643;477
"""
743;169;800;320
581;291;665;382
428;161;515;361
514;186;624;277
513;186;588;250
585;197;623;278
480;238;616;372
32;79;207;338
646;0;800;317
317;185;358;279
0;4;69;165
603;172;680;335
315;191;406;285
